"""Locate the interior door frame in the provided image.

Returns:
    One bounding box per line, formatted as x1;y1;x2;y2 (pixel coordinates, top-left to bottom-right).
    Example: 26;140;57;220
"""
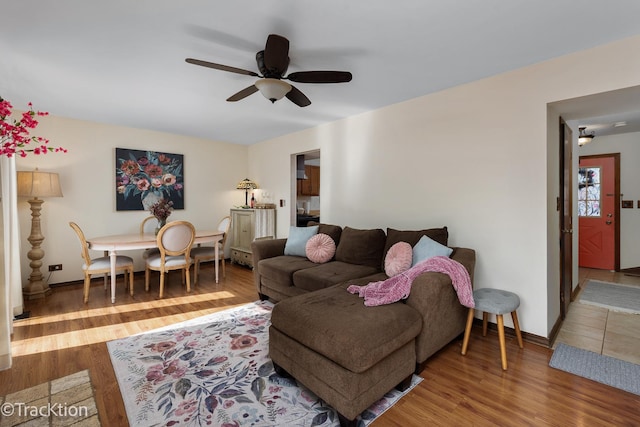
559;118;573;320
578;153;621;271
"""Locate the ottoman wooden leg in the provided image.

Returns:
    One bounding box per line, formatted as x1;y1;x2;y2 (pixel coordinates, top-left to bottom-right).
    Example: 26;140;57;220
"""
461;307;475;355
497;314;508;370
511;310;524;348
482;311;489;336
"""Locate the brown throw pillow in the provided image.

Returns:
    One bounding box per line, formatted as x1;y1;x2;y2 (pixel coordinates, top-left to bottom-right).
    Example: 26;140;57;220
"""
335;226;386;269
307;221;342;246
383;226;449;258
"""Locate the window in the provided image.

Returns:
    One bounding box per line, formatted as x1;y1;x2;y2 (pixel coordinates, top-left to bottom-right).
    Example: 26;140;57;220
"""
578;167;600;217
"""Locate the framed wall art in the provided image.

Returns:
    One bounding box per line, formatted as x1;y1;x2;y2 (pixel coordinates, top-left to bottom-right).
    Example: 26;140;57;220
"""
115;148;184;211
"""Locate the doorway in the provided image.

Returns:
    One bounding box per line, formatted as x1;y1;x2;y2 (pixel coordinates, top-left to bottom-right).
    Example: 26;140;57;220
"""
552;86;640;345
292;150;320;226
558;134;621;321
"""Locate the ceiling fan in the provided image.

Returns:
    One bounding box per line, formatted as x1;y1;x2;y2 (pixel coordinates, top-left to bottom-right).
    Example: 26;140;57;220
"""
185;34;352;107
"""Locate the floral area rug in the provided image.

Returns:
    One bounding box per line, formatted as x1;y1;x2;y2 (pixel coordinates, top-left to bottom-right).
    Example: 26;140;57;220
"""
107;301;422;426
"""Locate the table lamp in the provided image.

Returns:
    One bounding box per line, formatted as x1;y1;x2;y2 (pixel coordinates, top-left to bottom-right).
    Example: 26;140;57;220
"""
236;178;258;207
17;168;63;299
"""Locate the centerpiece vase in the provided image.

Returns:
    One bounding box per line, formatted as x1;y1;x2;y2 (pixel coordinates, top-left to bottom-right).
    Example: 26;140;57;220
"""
155;218;166;235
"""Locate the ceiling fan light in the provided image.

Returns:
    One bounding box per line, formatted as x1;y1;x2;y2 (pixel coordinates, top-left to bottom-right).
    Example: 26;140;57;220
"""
578;126;595;146
255;78;291;103
578;135;594;146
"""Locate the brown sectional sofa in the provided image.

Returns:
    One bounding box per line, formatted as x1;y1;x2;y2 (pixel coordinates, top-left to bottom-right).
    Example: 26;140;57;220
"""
252;223;375;299
251;223;476;426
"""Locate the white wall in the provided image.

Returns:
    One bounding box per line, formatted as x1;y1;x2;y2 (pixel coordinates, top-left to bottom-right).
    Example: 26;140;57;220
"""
16;115;248;284
577;132;640;269
249;35;640;338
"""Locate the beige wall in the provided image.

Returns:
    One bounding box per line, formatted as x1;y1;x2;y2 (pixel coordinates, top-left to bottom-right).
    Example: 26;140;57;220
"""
249;35;640;337
16;115;248;283
11;34;640;338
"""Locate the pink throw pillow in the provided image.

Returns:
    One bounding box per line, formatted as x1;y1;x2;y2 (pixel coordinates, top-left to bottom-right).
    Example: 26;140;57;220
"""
305;233;336;264
385;242;413;277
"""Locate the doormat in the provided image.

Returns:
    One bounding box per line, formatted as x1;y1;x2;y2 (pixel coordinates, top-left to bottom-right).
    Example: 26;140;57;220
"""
550;343;640;396
0;369;101;426
579;280;640;314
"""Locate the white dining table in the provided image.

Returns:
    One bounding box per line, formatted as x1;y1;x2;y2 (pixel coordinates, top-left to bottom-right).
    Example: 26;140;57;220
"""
87;230;224;303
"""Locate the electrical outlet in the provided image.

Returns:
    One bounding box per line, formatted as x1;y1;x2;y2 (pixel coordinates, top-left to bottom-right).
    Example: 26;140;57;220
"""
48;264;62;272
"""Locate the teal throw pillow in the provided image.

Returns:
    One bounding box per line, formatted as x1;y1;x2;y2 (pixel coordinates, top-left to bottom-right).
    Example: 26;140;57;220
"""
284;225;319;257
412;235;453;266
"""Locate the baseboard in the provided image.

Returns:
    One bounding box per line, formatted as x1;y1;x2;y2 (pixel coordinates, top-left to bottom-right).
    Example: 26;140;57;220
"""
472;318;549;348
619;266;640;277
49;259;231;288
547;315;563;348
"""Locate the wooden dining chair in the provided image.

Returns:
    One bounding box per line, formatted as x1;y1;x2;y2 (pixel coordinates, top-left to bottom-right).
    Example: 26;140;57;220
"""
192;215;232;284
145;220;195;298
140;215;157;234
69;222;135;303
140;215;161;259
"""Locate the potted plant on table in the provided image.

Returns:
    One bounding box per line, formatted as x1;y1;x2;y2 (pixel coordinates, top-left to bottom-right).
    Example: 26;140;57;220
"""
149;198;173;235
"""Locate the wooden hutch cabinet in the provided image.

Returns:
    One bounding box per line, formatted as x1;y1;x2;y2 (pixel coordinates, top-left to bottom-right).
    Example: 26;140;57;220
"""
229;208;276;268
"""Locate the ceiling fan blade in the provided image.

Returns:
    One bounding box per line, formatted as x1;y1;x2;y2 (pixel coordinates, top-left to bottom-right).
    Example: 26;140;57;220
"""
286;86;311;107
263;34;290;76
286;71;352;83
185;58;259;77
226;85;259;102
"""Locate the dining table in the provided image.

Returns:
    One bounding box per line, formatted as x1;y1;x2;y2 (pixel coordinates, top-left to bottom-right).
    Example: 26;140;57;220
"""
86;229;224;303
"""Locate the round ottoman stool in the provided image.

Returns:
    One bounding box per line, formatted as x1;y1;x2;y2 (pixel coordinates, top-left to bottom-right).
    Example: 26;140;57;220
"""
461;288;523;370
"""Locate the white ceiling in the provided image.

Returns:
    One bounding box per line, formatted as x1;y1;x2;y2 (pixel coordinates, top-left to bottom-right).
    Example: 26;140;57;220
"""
3;0;640;145
554;85;640;138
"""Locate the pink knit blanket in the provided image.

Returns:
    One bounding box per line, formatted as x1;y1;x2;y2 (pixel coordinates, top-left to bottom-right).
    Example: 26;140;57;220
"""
346;256;474;308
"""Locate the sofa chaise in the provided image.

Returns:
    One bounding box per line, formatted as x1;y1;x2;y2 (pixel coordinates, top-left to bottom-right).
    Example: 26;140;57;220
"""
251;224;476;426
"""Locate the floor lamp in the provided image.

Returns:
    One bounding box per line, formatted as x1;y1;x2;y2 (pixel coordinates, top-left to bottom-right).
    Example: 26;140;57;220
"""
17;169;63;300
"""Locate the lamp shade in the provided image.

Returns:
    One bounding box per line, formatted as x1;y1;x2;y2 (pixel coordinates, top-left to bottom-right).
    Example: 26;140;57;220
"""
17;170;63;198
578;135;594;146
255;79;292;103
578;126;595;147
236;178;258;190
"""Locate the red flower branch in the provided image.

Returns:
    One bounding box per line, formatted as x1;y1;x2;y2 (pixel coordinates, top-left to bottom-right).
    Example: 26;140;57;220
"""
0;96;67;157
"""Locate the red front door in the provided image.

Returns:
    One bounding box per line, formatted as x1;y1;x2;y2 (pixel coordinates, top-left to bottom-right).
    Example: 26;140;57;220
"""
578;156;616;270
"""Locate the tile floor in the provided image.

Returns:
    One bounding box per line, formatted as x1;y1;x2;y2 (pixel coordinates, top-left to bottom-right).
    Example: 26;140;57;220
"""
0;370;100;426
553;267;640;364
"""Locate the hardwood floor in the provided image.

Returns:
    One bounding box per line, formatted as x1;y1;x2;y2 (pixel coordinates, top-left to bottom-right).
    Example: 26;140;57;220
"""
2;263;638;426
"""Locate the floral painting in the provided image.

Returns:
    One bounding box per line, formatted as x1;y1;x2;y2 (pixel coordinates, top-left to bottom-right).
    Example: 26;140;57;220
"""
116;148;184;211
